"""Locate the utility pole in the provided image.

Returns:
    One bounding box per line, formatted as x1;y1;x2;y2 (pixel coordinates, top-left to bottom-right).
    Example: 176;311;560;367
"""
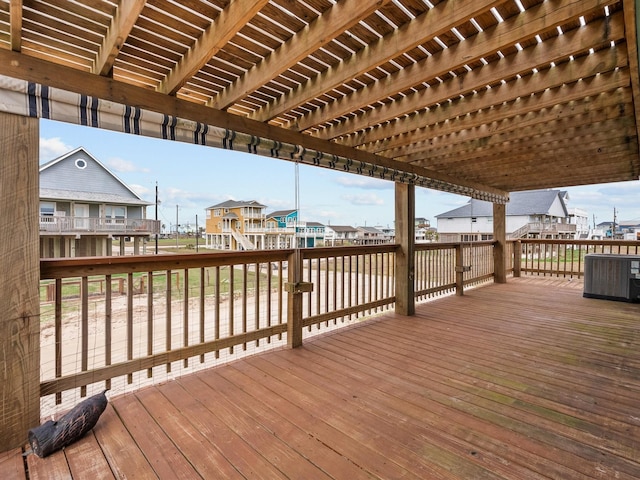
612;207;617;239
155;181;158;254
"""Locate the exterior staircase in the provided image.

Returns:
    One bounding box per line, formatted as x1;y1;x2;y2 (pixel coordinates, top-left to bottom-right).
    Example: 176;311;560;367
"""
231;228;255;250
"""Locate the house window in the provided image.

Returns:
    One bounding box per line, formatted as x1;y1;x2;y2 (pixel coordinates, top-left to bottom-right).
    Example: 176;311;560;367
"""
105;206;126;223
471;217;477;223
40;202;55;217
75;158;87;169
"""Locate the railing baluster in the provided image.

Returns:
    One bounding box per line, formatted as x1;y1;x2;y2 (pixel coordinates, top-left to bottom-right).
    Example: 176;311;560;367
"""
105;275;112;391
55;278;62;405
165;269;171;373
80;276;89;397
183;269;189;367
215;266;220;357
126;272;133;384
229;266;235;353
200;268;205;363
147;272;153;377
255;262;260;347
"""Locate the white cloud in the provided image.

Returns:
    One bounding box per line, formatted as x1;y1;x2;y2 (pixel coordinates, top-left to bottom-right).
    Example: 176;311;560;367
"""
335;175;391;190
40;137;73;161
341;193;385;206
107;156;150;173
128;183;151;197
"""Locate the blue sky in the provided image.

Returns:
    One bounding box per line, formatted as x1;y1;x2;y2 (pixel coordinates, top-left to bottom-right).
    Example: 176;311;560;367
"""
40;119;640;230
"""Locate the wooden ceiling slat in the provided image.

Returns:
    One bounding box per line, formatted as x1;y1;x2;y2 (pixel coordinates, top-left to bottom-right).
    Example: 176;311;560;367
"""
398;99;635;162
211;0;391;110
312;1;622;139
157;0;268;95
93;0;145;76
9;0;21;51
415;118;637;168
387;91;634;159
331;45;629;148
367;78;632;155
250;0;505;122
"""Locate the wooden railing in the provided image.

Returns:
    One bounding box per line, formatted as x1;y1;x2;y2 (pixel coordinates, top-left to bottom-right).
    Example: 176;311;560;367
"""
39;216;160;234
38;242;498;416
415;241;496;300
512;239;640;278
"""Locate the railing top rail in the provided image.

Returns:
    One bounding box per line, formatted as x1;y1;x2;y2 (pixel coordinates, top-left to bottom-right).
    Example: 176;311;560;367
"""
512;239;640;246
301;244;399;259
40;249;293;279
416;240;495;251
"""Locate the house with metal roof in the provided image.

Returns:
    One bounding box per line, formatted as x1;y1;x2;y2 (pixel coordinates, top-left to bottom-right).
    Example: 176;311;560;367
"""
39;147;158;257
435;190;583;242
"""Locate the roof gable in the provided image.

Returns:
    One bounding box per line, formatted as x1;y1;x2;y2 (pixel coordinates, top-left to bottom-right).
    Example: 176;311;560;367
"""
436;190;569;219
40;147;146;203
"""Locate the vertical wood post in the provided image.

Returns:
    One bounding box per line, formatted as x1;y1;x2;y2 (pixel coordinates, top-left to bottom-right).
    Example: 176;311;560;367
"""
493;202;507;283
395;183;415;316
514;239;522;277
0;112;41;450
455;243;464;296
286;250;303;348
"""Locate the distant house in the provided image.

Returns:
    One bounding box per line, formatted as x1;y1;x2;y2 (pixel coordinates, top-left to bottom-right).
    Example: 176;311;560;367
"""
39;147;157;258
297;221;326;248
598;220;640;240
204;200;266;250
325;225;359;245
265;209;297;249
356;226;391;245
435;189;579;242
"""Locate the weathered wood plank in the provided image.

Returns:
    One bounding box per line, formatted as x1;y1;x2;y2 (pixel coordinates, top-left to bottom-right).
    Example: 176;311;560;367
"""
92;404;157;479
4;278;640;479
0;448;26;480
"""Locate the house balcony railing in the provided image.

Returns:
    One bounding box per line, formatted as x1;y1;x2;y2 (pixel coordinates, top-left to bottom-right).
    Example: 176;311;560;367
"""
39;216;160;235
36;238;639;418
509;222;577;239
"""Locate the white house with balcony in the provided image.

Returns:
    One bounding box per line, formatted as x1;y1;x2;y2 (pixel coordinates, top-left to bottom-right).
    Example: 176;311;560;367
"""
435;189;578;242
39;147;158;258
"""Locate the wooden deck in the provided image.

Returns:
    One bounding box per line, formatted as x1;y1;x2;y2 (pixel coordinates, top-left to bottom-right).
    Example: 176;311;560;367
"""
2;276;640;479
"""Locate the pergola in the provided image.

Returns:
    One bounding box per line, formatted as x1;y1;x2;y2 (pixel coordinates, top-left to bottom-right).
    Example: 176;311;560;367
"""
1;0;639;450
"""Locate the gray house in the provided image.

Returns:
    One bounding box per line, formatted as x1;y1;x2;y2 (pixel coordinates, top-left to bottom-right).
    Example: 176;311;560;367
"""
39;147;158;257
436;190;580;242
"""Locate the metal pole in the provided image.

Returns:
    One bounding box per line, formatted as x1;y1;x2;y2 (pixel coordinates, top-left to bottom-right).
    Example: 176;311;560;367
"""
155;181;158;255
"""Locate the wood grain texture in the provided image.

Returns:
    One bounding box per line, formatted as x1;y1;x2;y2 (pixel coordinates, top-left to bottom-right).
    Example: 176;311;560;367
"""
6;277;639;478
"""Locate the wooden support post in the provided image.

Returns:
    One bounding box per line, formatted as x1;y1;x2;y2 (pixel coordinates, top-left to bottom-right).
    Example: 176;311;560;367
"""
455;243;465;296
514;239;522;277
0;112;41;450
286;250;304;348
395;183;415;316
493;202;507;283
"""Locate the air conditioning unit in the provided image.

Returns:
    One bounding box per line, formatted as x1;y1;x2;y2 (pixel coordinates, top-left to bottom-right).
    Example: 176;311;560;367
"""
583;254;640;302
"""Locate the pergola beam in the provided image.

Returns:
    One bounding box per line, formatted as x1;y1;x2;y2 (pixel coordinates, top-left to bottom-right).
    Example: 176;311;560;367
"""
302;8;624;136
211;0;391;110
9;0;22;52
158;0;269;95
339;50;629;149
93;0;146;76
250;0;504;122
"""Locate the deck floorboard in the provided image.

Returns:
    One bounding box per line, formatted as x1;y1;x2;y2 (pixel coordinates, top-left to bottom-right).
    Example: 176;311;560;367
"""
5;277;640;479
